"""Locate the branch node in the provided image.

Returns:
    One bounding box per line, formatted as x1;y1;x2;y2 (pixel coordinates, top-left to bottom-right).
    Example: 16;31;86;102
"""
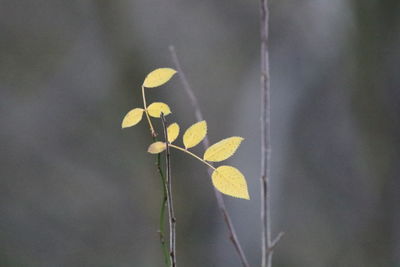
268;232;284;252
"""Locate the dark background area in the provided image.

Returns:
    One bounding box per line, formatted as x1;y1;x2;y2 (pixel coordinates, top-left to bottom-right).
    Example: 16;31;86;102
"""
1;0;399;266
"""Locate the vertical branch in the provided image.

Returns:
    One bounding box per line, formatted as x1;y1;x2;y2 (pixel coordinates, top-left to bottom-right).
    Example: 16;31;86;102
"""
260;0;271;265
142;84;169;265
260;0;283;266
155;147;171;266
161;113;177;267
169;46;250;267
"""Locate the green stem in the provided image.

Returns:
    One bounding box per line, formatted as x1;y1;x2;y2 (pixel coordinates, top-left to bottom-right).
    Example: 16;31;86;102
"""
142;86;168;265
155;149;170;267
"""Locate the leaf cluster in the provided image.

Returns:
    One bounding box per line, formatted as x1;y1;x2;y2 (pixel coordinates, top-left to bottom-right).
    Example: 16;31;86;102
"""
122;68;250;199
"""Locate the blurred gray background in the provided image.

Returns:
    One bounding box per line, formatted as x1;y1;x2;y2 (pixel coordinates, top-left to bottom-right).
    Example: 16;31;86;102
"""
1;0;399;266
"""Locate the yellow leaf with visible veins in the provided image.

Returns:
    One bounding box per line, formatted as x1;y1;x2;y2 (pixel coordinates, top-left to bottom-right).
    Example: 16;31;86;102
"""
147;142;166;154
203;137;244;162
183;121;207;149
167;123;180;143
143;68;177;88
147;102;171;118
212;166;249;200
121;108;144;128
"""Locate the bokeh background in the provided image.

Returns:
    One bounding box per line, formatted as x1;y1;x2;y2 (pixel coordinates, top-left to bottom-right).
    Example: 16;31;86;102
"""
1;0;399;266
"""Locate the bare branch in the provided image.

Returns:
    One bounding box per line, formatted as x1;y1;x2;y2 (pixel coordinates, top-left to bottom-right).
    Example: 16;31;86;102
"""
260;0;271;264
169;46;250;267
156;154;170;266
161;113;177;267
269;232;284;252
260;0;282;266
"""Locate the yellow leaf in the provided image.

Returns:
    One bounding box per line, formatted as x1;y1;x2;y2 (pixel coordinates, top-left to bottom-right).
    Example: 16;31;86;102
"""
121;108;144;128
183;121;207;149
147;142;166;154
203;137;244;162
147;102;171;118
212;166;250;200
167;123;180;143
143;68;177;88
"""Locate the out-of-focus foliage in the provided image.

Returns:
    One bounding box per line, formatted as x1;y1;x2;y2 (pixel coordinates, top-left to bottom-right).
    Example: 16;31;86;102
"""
1;0;399;266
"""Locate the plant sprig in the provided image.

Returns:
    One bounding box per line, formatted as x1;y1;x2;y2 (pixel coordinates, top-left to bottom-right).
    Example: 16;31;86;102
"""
122;67;250;266
148;123;249;200
122;68;250;199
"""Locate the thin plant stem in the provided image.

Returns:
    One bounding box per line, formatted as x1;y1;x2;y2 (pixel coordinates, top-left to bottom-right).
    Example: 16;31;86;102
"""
260;0;271;264
141;84;169;265
155;147;171;267
142;85;156;136
260;0;283;266
161;114;177;267
169;144;215;170
169;45;250;267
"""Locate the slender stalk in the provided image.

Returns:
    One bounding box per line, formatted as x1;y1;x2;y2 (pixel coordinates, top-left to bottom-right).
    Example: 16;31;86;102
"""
169;46;250;267
260;0;282;266
260;0;270;264
161;114;177;267
141;85;169;265
142;85;156;136
169;144;215;170
155;148;171;266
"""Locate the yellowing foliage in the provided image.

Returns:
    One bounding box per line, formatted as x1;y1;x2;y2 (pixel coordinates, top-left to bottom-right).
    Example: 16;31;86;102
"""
167;123;180;143
143;68;177;88
183;121;207;149
203;137;244;162
122;66;250;200
121;108;144;128
148;142;166;154
212;166;249;200
147;102;171;118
